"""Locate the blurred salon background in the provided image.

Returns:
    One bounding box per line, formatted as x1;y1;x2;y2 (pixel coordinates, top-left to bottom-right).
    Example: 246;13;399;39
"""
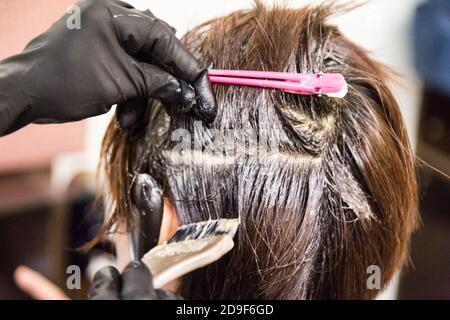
0;0;448;299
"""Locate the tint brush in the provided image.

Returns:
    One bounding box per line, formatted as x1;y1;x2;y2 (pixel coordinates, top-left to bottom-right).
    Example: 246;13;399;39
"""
141;218;240;289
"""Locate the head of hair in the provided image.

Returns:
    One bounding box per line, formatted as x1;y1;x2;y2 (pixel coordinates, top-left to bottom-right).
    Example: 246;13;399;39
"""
100;1;418;299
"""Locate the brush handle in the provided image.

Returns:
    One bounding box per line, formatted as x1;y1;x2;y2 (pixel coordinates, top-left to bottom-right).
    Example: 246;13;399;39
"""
141;235;234;289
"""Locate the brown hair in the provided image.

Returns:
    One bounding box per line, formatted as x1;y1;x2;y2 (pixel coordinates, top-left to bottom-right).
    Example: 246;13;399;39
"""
100;2;418;299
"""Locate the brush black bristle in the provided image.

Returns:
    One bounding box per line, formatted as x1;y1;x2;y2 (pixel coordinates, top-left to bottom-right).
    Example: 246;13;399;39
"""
168;218;239;244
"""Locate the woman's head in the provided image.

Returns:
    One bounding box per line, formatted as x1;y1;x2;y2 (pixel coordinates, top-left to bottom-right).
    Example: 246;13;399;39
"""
101;2;418;299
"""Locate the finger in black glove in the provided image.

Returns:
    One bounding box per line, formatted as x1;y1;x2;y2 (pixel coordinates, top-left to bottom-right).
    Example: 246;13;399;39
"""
89;261;182;300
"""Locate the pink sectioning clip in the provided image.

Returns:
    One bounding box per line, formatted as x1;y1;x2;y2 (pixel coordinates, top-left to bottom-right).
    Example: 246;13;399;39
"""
208;69;348;98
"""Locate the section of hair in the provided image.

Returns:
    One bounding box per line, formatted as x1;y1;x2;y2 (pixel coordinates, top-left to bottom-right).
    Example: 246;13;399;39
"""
100;1;418;299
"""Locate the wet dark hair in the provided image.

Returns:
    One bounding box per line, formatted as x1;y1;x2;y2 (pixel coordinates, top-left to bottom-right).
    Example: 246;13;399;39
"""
100;2;418;299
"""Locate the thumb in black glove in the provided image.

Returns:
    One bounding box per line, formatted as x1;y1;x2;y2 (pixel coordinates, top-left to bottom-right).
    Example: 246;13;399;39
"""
89;261;182;300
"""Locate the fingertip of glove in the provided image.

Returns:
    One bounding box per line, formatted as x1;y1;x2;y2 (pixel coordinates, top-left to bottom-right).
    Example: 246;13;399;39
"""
94;266;120;282
179;80;196;113
123;260;152;276
194;72;217;124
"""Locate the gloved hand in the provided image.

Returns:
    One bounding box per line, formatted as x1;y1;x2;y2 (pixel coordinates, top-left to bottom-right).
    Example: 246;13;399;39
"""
89;261;182;300
0;0;216;136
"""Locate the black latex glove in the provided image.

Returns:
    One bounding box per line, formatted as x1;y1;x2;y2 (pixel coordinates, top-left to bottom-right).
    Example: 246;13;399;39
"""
89;261;182;300
0;0;216;136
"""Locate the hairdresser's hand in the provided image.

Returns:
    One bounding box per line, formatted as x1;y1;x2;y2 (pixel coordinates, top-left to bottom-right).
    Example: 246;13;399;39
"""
89;261;182;300
0;0;216;136
14;266;70;300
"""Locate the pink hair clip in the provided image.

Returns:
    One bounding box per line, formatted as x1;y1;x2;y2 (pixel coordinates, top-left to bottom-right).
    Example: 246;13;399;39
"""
208;69;348;98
